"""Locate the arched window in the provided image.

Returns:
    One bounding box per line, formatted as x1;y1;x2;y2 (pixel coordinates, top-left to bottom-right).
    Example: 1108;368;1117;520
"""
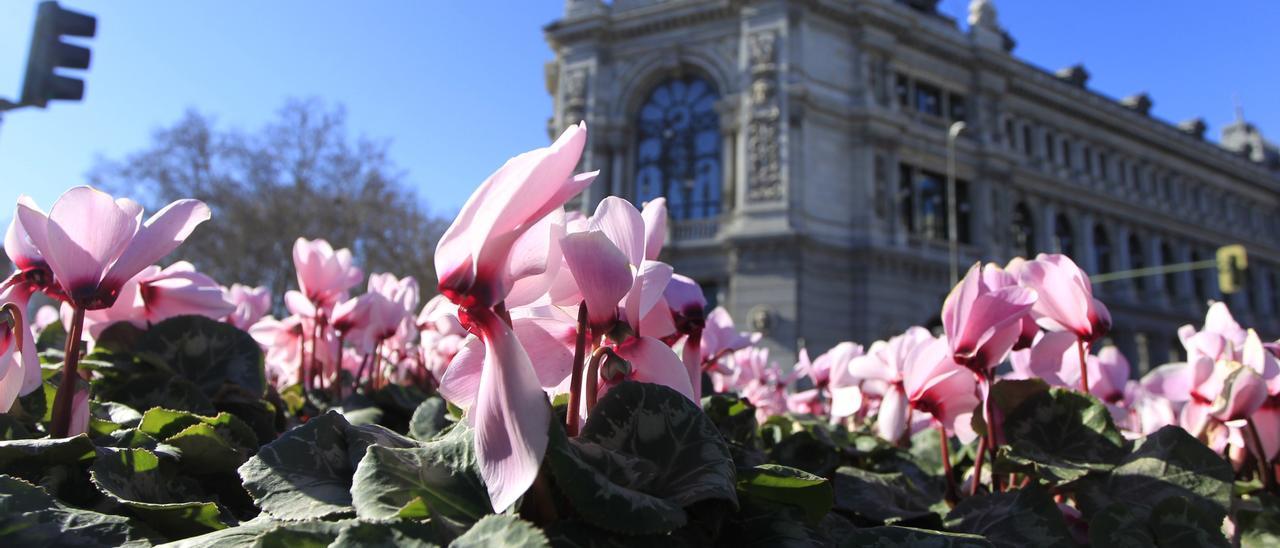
1160;242;1176;296
1011;203;1035;259
1094;225;1112;273
634;76;722;220
1129;234;1145;293
1053;214;1074;257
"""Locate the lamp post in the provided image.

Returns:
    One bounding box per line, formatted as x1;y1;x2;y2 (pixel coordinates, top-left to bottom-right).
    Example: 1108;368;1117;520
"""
946;121;967;287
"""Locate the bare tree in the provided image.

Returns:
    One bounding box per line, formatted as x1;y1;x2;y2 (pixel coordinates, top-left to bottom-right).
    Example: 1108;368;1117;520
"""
91;98;448;307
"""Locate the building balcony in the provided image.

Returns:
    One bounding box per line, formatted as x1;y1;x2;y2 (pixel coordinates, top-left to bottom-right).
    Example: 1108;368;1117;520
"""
670;215;721;244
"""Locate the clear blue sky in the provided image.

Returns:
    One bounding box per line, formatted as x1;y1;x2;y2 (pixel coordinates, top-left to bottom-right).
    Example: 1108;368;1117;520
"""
1;1;1277;223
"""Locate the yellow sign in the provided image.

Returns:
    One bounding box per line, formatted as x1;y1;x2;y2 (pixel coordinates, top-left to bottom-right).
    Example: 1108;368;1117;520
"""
1216;244;1248;294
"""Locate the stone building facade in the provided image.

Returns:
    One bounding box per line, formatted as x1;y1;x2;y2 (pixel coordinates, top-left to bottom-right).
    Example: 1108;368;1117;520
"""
543;0;1280;373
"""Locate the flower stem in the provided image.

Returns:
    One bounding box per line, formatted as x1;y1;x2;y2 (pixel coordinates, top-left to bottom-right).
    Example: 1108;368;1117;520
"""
970;432;987;496
1245;419;1275;490
50;307;85;438
983;373;1002;493
938;422;956;503
567;302;588;436
1076;338;1090;395
584;347;608;415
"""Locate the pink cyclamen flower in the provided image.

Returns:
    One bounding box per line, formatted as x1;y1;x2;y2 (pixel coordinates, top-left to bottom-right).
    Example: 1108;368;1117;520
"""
292;238;363;311
1012;254;1111;343
433;122;597;513
5;203;55;292
16;187;210;310
0;282;41;411
942;262;1037;374
434;122;597;309
225;284;272;331
82;262;236;339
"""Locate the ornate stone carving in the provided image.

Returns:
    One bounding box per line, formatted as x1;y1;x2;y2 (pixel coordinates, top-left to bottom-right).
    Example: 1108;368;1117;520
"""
746;30;782;202
562;67;589;126
967;0;998;30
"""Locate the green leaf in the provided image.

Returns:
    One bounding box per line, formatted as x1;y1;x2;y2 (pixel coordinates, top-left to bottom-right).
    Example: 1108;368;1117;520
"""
136;408;259;475
134;315;267;398
331;521;441;547
0;414;32;440
1237;501;1280;548
767;428;840;477
99;373;218;416
737;464;832;525
158;516;348;548
89;447;228;539
999;387;1128;483
238;411;416;520
840;526;993;547
0;474;152;546
716;497;820;547
945;487;1072;548
350;422;489;526
35;320;66;353
95;321;147;354
703;393;766;471
831;466;942;528
1087;503;1157;547
543;520;686;547
1076;425;1232;525
0;433;95;470
410;396;453;441
579;382;738;510
1148;496;1229;548
450;514;549;548
546;421;687;535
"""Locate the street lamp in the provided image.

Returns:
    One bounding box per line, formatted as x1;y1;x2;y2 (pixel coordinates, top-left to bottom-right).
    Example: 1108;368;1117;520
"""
947;121;966;287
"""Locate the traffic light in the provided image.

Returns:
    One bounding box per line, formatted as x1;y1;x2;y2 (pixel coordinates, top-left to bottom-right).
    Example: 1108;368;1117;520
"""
20;1;96;108
1216;244;1247;294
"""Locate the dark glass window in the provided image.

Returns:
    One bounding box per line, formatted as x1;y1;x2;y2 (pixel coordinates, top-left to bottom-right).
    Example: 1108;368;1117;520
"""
1045;132;1056;163
899;164;915;233
1060;138;1071;167
1129;234;1145;292
1191;249;1206;302
948;93;967;122
1004;119;1016;149
1011;203;1035;259
918;170;945;239
900;165;970;243
700;281;720;311
1094;225;1112;273
1161;242;1177;296
1022;125;1034;156
1054;214;1074;257
1083;145;1093;174
634;76;722;220
915;82;942;116
895;73;910;108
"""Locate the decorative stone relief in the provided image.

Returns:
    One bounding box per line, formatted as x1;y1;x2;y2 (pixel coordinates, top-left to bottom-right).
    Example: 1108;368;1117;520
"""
746;30;783;202
562;67;589;127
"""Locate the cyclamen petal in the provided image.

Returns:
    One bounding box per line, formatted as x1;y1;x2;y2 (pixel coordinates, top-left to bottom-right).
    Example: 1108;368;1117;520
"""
641;197;667;261
469;308;551;513
560;231;632;329
435;123;595;309
100;199;212;292
43;187;140;304
615;335;696;402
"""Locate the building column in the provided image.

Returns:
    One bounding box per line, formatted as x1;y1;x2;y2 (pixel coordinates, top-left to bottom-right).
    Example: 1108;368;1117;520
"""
1077;212;1097;273
1037;201;1056;255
